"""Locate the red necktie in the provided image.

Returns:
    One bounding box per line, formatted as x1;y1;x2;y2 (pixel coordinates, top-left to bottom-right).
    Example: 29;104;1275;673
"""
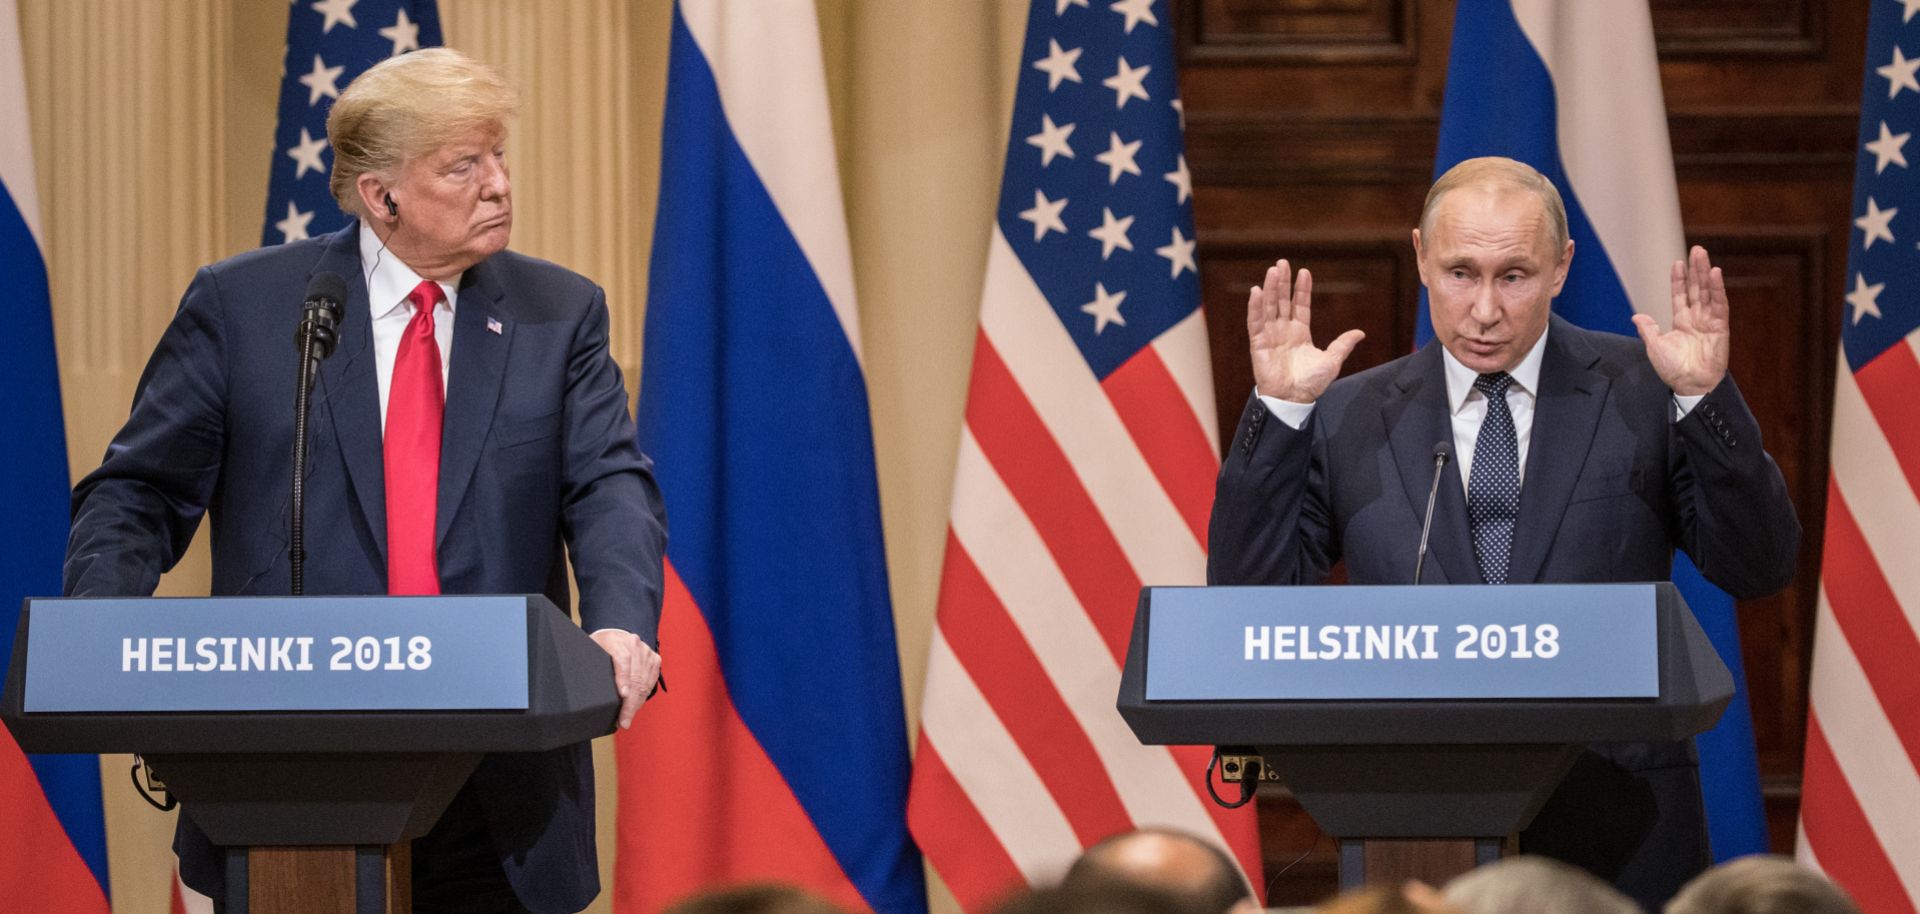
385;281;445;595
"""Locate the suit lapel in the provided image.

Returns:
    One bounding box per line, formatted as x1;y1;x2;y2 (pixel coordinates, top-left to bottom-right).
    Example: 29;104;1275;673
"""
1506;318;1609;583
436;259;512;549
1385;345;1478;586
312;225;389;565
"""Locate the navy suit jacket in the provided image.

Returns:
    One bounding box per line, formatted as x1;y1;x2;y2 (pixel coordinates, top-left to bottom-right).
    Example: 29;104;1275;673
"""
65;223;667;913
1207;315;1799;901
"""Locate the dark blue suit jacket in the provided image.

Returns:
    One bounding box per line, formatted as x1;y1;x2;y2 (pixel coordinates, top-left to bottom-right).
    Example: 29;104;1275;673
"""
65;223;667;913
1207;315;1799;903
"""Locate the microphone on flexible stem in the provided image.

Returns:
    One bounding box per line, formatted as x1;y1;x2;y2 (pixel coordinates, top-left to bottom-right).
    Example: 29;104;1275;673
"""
291;272;349;596
1414;441;1452;585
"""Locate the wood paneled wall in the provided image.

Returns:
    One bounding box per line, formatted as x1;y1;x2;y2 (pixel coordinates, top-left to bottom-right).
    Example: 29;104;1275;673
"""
1175;0;1865;902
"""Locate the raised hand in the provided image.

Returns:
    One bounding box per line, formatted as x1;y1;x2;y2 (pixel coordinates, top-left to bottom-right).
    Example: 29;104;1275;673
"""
1247;259;1366;403
1632;245;1730;398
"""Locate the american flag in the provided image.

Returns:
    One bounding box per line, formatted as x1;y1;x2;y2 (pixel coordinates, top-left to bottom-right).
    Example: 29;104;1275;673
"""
905;0;1262;908
262;0;442;247
1795;2;1920;912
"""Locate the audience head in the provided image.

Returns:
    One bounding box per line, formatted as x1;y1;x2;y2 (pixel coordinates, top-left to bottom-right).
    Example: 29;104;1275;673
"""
1442;856;1640;914
995;883;1202;914
1063;828;1258;914
1666;855;1861;914
1317;884;1465;914
661;883;849;914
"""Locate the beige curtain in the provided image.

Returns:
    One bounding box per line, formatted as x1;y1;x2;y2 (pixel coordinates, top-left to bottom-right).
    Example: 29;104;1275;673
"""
17;1;1029;912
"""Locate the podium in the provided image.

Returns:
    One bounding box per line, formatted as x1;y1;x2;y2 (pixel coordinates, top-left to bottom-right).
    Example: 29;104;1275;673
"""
1;595;619;914
1117;583;1732;890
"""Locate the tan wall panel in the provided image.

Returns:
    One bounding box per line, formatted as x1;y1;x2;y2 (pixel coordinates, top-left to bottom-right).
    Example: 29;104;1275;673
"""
822;5;1029;911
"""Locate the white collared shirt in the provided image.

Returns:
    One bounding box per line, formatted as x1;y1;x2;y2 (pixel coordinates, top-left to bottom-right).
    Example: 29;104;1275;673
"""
360;222;458;430
1437;323;1549;491
1258;322;1704;495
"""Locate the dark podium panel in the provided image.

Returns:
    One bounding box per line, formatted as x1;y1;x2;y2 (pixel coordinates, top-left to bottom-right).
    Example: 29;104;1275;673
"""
2;595;619;914
1118;583;1733;889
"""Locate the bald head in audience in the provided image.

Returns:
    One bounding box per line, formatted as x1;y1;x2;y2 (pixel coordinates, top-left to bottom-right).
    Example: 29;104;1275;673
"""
1063;828;1259;914
1666;856;1861;914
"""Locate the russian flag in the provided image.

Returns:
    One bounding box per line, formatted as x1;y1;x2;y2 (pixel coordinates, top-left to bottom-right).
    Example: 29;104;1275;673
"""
616;2;927;912
1422;0;1769;862
0;0;112;909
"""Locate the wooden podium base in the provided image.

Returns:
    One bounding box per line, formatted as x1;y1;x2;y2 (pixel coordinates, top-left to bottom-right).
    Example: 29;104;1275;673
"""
1337;838;1505;890
228;844;411;914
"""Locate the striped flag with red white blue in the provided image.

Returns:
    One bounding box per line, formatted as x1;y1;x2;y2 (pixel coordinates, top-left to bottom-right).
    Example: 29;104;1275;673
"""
0;1;111;909
1795;2;1920;911
617;2;926;912
905;1;1264;908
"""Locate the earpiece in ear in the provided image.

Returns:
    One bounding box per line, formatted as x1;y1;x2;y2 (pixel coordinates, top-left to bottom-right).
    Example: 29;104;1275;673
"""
384;194;398;217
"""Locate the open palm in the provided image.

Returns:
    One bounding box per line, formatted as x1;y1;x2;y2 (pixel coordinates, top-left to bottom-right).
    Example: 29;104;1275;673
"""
1632;245;1730;397
1248;259;1365;403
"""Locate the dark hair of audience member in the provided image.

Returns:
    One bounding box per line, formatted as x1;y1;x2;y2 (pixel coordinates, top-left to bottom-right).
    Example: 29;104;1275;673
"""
1063;828;1253;914
1665;855;1862;914
661;883;850;914
994;883;1203;914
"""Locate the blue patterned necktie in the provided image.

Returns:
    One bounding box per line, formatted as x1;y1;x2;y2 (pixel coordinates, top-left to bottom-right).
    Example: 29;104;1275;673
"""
1468;371;1520;584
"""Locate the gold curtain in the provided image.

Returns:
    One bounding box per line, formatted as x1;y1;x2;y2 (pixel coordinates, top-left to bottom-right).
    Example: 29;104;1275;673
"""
17;1;1028;911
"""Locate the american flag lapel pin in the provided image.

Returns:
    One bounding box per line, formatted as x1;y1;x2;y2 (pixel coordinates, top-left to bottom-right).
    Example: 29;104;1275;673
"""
486;316;503;335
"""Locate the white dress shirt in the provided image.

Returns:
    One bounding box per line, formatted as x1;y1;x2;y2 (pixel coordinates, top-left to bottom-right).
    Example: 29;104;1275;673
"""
1258;323;1705;494
360;222;457;430
1436;324;1549;489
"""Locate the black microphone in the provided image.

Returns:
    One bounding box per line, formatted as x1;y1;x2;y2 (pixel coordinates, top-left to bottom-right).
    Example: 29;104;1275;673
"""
290;272;348;596
1414;440;1452;585
295;272;348;360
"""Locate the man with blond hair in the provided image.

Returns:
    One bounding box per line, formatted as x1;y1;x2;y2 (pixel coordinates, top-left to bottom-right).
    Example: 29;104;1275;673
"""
65;48;665;913
1207;156;1799;906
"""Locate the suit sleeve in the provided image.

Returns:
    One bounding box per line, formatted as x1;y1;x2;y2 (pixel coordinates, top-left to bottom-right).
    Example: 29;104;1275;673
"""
558;286;668;647
1667;374;1801;599
65;267;229;598
1206;392;1339;586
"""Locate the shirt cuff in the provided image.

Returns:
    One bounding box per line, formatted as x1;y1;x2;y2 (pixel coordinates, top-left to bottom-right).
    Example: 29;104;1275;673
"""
1672;393;1706;421
1257;391;1316;430
589;627;651;648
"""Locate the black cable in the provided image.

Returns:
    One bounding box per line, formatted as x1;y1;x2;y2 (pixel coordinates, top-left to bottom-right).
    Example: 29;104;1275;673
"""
129;756;177;812
1203;749;1259;809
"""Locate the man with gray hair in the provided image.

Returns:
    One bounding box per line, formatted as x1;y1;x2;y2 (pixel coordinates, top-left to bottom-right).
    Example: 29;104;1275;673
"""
1666;855;1862;914
66;48;665;913
1444;856;1641;914
1207;156;1800;906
